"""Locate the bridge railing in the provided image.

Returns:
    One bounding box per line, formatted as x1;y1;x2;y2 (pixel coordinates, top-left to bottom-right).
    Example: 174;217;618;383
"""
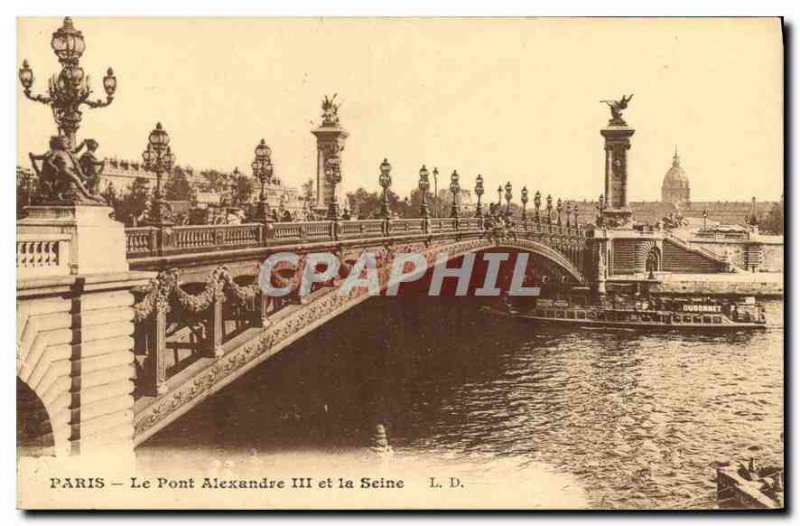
338;219;385;239
124;216;586;259
389;218;426;234
126;226;156;256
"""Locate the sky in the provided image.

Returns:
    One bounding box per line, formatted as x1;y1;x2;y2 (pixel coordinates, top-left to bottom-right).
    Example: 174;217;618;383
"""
17;17;783;202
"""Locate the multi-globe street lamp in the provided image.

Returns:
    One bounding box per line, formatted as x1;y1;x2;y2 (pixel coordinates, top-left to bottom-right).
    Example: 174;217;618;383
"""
252;139;274;222
142;123;176;225
474;174;484;217
379;158;392;219
504;181;513;216
546;194;553;223
18;17;117;149
534;190;542;223
449;170;461;218
418;165;430;218
521;186;529;220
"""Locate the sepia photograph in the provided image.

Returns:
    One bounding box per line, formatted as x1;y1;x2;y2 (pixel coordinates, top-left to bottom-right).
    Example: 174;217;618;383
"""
13;14;784;511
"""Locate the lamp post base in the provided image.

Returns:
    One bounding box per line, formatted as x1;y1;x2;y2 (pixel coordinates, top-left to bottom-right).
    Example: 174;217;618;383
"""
420;203;429;218
327;203;340;220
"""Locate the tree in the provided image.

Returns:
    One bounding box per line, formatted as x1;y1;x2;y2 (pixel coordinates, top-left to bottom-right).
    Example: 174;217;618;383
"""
199;169;228;193
115;177;151;226
302;178;314;201
761;197;784;235
231;172;254;206
404;188;426;218
16;167;36;219
165;166;196;202
346;188;381;218
345;187;408;218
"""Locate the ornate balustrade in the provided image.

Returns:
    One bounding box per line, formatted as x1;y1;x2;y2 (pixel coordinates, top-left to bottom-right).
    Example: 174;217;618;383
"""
428;218;457;233
17;233;72;278
125;217;586;259
338;219;385;239
389;218;426;234
126;227;156;256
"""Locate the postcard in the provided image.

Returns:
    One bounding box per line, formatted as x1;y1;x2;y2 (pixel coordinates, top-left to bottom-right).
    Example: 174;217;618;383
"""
16;17;783;510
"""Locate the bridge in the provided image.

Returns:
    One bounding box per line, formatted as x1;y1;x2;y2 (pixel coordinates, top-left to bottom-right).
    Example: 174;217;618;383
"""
19;206;738;457
17;18;740;459
17;212;594;456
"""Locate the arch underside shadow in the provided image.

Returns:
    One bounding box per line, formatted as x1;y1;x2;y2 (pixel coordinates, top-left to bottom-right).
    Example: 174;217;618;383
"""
17;378;56;457
133;236;585;444
486;239;585;284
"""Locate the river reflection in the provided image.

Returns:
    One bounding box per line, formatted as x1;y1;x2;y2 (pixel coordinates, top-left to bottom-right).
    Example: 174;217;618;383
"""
138;297;783;509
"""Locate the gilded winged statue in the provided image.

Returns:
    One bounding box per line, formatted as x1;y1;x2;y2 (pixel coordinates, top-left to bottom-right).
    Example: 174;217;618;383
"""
321;93;341;126
600;94;634;125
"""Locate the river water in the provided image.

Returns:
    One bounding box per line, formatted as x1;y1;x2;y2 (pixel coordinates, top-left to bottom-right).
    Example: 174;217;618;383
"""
138;297;783;509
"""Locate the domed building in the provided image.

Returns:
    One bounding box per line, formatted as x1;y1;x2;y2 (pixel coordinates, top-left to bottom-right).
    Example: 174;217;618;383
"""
661;149;690;206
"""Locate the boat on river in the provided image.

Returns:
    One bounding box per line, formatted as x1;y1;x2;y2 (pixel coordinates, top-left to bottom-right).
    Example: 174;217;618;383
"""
485;295;767;331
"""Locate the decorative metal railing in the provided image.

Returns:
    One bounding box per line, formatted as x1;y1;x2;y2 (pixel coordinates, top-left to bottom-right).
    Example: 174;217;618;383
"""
124;217;587;259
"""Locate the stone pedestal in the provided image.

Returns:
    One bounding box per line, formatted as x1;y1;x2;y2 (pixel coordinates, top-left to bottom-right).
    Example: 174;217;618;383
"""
311;125;348;215
601;125;635;226
17;205;129;275
17;204;153;458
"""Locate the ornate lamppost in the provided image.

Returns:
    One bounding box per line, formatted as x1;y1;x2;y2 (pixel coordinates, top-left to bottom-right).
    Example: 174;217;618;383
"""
703;208;709;230
546;194;553;223
252;139;273;222
325;154;342;219
18;17;117;149
418;165;430;218
521;186;529;220
279;193;288;217
379;158;392;219
229;167;241;207
504;181;513;216
142;123;176;225
569;201;576;228
556;198;563;226
497;185;503;207
450;170;461;218
474;174;484;217
432;167;439;217
534;190;541;223
596;193;606;226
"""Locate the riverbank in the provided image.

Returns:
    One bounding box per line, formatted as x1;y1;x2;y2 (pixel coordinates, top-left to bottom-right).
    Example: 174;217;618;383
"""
609;272;783;297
